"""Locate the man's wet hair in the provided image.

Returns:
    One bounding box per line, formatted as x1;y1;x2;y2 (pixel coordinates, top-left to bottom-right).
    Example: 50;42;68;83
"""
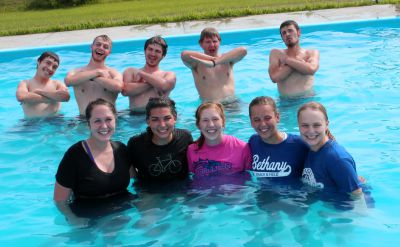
92;34;113;47
145;97;177;120
280;20;300;32
144;36;168;56
37;51;60;65
199;27;221;42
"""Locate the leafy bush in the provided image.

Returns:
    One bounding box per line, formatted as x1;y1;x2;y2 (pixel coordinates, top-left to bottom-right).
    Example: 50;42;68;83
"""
27;0;98;10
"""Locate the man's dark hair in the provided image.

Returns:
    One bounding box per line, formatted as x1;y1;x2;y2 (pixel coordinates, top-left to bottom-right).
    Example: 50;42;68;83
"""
144;36;168;56
145;97;177;120
37;51;60;65
279;20;300;32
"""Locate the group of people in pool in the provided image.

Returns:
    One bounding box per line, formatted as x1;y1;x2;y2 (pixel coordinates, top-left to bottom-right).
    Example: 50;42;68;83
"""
16;20;319;118
53;96;363;204
14;19;363;210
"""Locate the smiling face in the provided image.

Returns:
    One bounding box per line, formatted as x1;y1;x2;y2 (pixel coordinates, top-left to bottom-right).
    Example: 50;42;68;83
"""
145;43;164;68
37;57;59;78
88;104;116;143
280;24;300;48
147;107;176;145
250;104;280;144
197;106;225;145
298;108;329;151
199;36;220;57
91;37;112;62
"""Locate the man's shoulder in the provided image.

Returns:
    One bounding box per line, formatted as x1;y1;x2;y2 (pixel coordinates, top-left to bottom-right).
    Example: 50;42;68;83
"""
51;79;63;85
305;49;319;56
123;67;140;73
67;65;89;74
18;79;31;86
270;48;285;53
104;66;121;75
269;49;285;59
163;70;176;76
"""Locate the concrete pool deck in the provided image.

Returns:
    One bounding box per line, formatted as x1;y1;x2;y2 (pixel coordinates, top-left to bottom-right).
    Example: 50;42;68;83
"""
0;4;399;50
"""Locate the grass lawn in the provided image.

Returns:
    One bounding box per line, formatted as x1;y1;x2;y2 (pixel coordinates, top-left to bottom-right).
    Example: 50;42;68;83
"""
0;0;399;36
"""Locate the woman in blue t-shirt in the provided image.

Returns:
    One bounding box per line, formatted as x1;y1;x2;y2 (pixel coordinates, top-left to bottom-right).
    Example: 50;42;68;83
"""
297;101;362;196
248;96;308;181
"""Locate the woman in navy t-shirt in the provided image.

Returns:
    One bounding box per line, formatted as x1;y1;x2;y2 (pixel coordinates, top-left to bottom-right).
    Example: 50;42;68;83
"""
297;101;362;196
248;96;308;181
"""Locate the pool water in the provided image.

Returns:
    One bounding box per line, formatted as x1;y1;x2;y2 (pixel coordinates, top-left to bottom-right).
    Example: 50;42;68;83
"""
1;18;400;246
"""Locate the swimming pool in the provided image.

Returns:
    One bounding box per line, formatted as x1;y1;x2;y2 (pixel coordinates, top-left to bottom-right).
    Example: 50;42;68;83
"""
0;17;399;246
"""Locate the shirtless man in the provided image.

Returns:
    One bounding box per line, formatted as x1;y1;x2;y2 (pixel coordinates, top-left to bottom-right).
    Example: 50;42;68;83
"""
16;52;70;118
269;20;319;97
181;27;247;103
122;36;176;113
65;35;123;116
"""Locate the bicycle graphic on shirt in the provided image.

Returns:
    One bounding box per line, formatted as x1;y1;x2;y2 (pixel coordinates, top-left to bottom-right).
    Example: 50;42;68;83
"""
149;154;182;176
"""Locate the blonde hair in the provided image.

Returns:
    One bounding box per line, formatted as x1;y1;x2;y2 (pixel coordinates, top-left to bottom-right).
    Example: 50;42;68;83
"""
297;101;335;140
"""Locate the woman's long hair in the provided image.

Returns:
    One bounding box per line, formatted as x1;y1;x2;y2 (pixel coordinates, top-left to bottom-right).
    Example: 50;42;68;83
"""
194;102;226;150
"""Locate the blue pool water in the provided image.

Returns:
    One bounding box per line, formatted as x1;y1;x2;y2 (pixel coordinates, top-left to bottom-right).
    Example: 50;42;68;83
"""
1;18;400;246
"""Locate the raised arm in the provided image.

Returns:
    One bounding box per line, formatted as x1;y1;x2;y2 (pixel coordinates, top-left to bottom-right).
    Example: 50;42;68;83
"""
268;49;293;83
283;50;319;75
215;46;247;65
16;80;51;103
64;68;99;86
33;80;70;102
181;50;215;69
122;68;152;97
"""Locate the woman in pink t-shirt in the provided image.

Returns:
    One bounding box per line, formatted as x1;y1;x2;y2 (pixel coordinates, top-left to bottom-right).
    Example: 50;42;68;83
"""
187;102;251;177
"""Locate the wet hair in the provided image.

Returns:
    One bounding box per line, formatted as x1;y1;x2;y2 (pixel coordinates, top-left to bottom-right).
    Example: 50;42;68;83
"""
194;102;226;150
199;27;221;43
92;34;113;47
145;97;177;120
144;36;168;56
37;51;60;65
297;101;335;140
249;96;278;117
85;98;117;122
280;20;300;33
145;97;177;137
